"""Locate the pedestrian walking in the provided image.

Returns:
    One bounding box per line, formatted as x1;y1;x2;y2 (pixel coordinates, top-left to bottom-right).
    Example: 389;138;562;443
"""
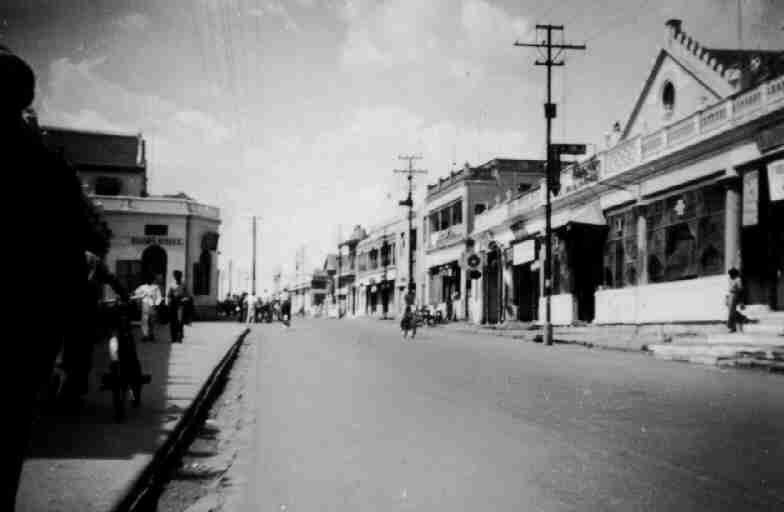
133;275;163;341
726;267;746;332
401;286;417;339
280;288;292;327
167;270;189;343
245;292;258;324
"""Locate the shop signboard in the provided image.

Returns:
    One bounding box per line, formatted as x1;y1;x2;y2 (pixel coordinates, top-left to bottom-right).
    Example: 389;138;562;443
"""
742;170;758;226
513;239;536;265
130;236;184;246
768;159;784;202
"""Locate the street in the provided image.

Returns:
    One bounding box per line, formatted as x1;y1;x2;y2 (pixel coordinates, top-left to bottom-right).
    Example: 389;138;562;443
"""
237;318;784;512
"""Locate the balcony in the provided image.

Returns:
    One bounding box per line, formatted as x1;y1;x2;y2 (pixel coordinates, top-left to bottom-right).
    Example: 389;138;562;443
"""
427;223;466;250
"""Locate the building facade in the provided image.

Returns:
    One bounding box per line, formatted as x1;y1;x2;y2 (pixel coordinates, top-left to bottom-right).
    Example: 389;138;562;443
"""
42;126;222;314
423;159;545;322
353;213;421;319
470;20;784;325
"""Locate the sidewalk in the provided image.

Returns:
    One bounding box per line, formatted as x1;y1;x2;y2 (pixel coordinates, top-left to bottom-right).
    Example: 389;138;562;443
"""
442;320;728;351
16;322;248;512
442;319;784;371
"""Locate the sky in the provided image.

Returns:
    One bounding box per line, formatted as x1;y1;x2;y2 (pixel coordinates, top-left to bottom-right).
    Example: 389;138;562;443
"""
2;0;782;292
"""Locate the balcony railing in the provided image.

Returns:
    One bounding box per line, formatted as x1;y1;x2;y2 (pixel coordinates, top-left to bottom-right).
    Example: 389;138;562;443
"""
427;223;466;250
497;74;784;225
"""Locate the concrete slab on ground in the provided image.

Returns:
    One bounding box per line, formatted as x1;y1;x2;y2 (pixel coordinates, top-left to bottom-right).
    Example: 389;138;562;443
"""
17;322;246;512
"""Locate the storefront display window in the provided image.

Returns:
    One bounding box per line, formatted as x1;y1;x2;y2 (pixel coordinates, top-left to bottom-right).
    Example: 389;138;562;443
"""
646;182;724;283
603;209;637;288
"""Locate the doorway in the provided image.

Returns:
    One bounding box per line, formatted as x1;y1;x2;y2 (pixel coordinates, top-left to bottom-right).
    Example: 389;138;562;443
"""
485;248;501;324
142;245;167;290
514;263;539;322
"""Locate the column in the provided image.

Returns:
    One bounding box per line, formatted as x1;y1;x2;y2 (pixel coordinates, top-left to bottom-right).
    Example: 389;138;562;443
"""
501;248;513;322
724;173;742;272
538;240;546;321
636;203;649;285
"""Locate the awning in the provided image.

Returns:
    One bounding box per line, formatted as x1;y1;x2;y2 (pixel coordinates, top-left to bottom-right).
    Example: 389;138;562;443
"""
425;243;464;268
551;201;606;230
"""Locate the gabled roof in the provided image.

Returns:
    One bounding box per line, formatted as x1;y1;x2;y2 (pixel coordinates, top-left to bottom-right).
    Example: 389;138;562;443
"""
40;125;145;170
621;20;784;140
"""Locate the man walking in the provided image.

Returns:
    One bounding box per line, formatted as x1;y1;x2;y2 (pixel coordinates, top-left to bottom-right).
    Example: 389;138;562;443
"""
280;288;292;327
167;270;189;343
134;275;163;341
726;268;745;332
245;291;258;324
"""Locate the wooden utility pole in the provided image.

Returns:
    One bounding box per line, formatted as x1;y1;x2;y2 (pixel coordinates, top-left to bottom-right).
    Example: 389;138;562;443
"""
394;155;427;298
515;25;585;345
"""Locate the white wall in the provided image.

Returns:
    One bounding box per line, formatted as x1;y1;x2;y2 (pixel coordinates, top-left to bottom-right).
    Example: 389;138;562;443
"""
594;275;726;324
538;294;575;326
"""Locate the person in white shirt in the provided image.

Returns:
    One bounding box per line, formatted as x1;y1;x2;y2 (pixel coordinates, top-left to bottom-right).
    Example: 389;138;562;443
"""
245;292;258;324
134;276;163;341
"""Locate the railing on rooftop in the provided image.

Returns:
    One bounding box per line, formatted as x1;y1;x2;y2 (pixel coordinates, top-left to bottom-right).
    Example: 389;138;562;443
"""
496;74;784;225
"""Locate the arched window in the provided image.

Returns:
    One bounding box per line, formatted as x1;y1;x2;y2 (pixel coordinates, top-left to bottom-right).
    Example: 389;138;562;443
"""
662;81;675;116
193;250;211;295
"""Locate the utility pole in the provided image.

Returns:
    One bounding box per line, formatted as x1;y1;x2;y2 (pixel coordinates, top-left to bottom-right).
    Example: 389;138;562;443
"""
515;25;585;346
395;155;428;300
228;259;233;295
249;216;261;295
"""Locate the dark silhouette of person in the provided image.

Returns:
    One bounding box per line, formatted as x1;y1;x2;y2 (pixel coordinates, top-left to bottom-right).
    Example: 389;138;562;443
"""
3;45;110;508
167;270;190;342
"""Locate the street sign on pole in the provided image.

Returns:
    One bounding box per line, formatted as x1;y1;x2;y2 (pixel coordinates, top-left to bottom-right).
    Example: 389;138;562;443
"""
551;143;587;155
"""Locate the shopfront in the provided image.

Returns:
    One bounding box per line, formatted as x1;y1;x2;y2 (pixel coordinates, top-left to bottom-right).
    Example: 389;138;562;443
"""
428;261;461;317
511;238;540;322
741;152;784;309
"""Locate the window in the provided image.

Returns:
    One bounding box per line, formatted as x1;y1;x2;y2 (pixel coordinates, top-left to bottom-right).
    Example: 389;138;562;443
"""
116;260;143;294
94;176;122;195
430;213;440;233
603;209;637;288
474;203;487;215
193;250;211;295
144;224;168;236
646;183;725;283
440;208;451;231
452;201;463;225
662;81;675;115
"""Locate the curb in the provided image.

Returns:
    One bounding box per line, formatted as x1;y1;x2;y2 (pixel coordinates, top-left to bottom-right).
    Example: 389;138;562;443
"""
112;327;251;512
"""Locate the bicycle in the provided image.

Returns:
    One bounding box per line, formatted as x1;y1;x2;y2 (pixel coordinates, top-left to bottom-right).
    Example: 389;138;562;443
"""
98;298;151;422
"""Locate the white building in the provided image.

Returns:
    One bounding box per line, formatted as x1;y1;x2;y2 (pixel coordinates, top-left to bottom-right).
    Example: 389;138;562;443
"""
42;126;222;316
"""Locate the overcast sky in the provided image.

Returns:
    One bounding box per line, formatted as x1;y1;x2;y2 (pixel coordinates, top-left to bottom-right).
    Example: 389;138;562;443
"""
2;0;782;291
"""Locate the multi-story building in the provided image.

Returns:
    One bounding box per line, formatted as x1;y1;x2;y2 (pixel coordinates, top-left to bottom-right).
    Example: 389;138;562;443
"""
42;126;222;316
354;213;421;318
423;158;545;322
337;225;367;316
471;19;784;325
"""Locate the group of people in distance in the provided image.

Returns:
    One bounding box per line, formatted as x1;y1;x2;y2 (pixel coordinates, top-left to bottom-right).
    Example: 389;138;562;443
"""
238;288;292;327
132;270;192;343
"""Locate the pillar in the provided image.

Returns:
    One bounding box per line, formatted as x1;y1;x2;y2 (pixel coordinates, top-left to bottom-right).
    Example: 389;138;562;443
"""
724;173;742;272
636;203;649;285
538;240;546;321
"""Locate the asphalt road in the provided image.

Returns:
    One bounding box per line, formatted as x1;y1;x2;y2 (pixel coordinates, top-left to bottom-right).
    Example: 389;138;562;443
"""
239;318;784;512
